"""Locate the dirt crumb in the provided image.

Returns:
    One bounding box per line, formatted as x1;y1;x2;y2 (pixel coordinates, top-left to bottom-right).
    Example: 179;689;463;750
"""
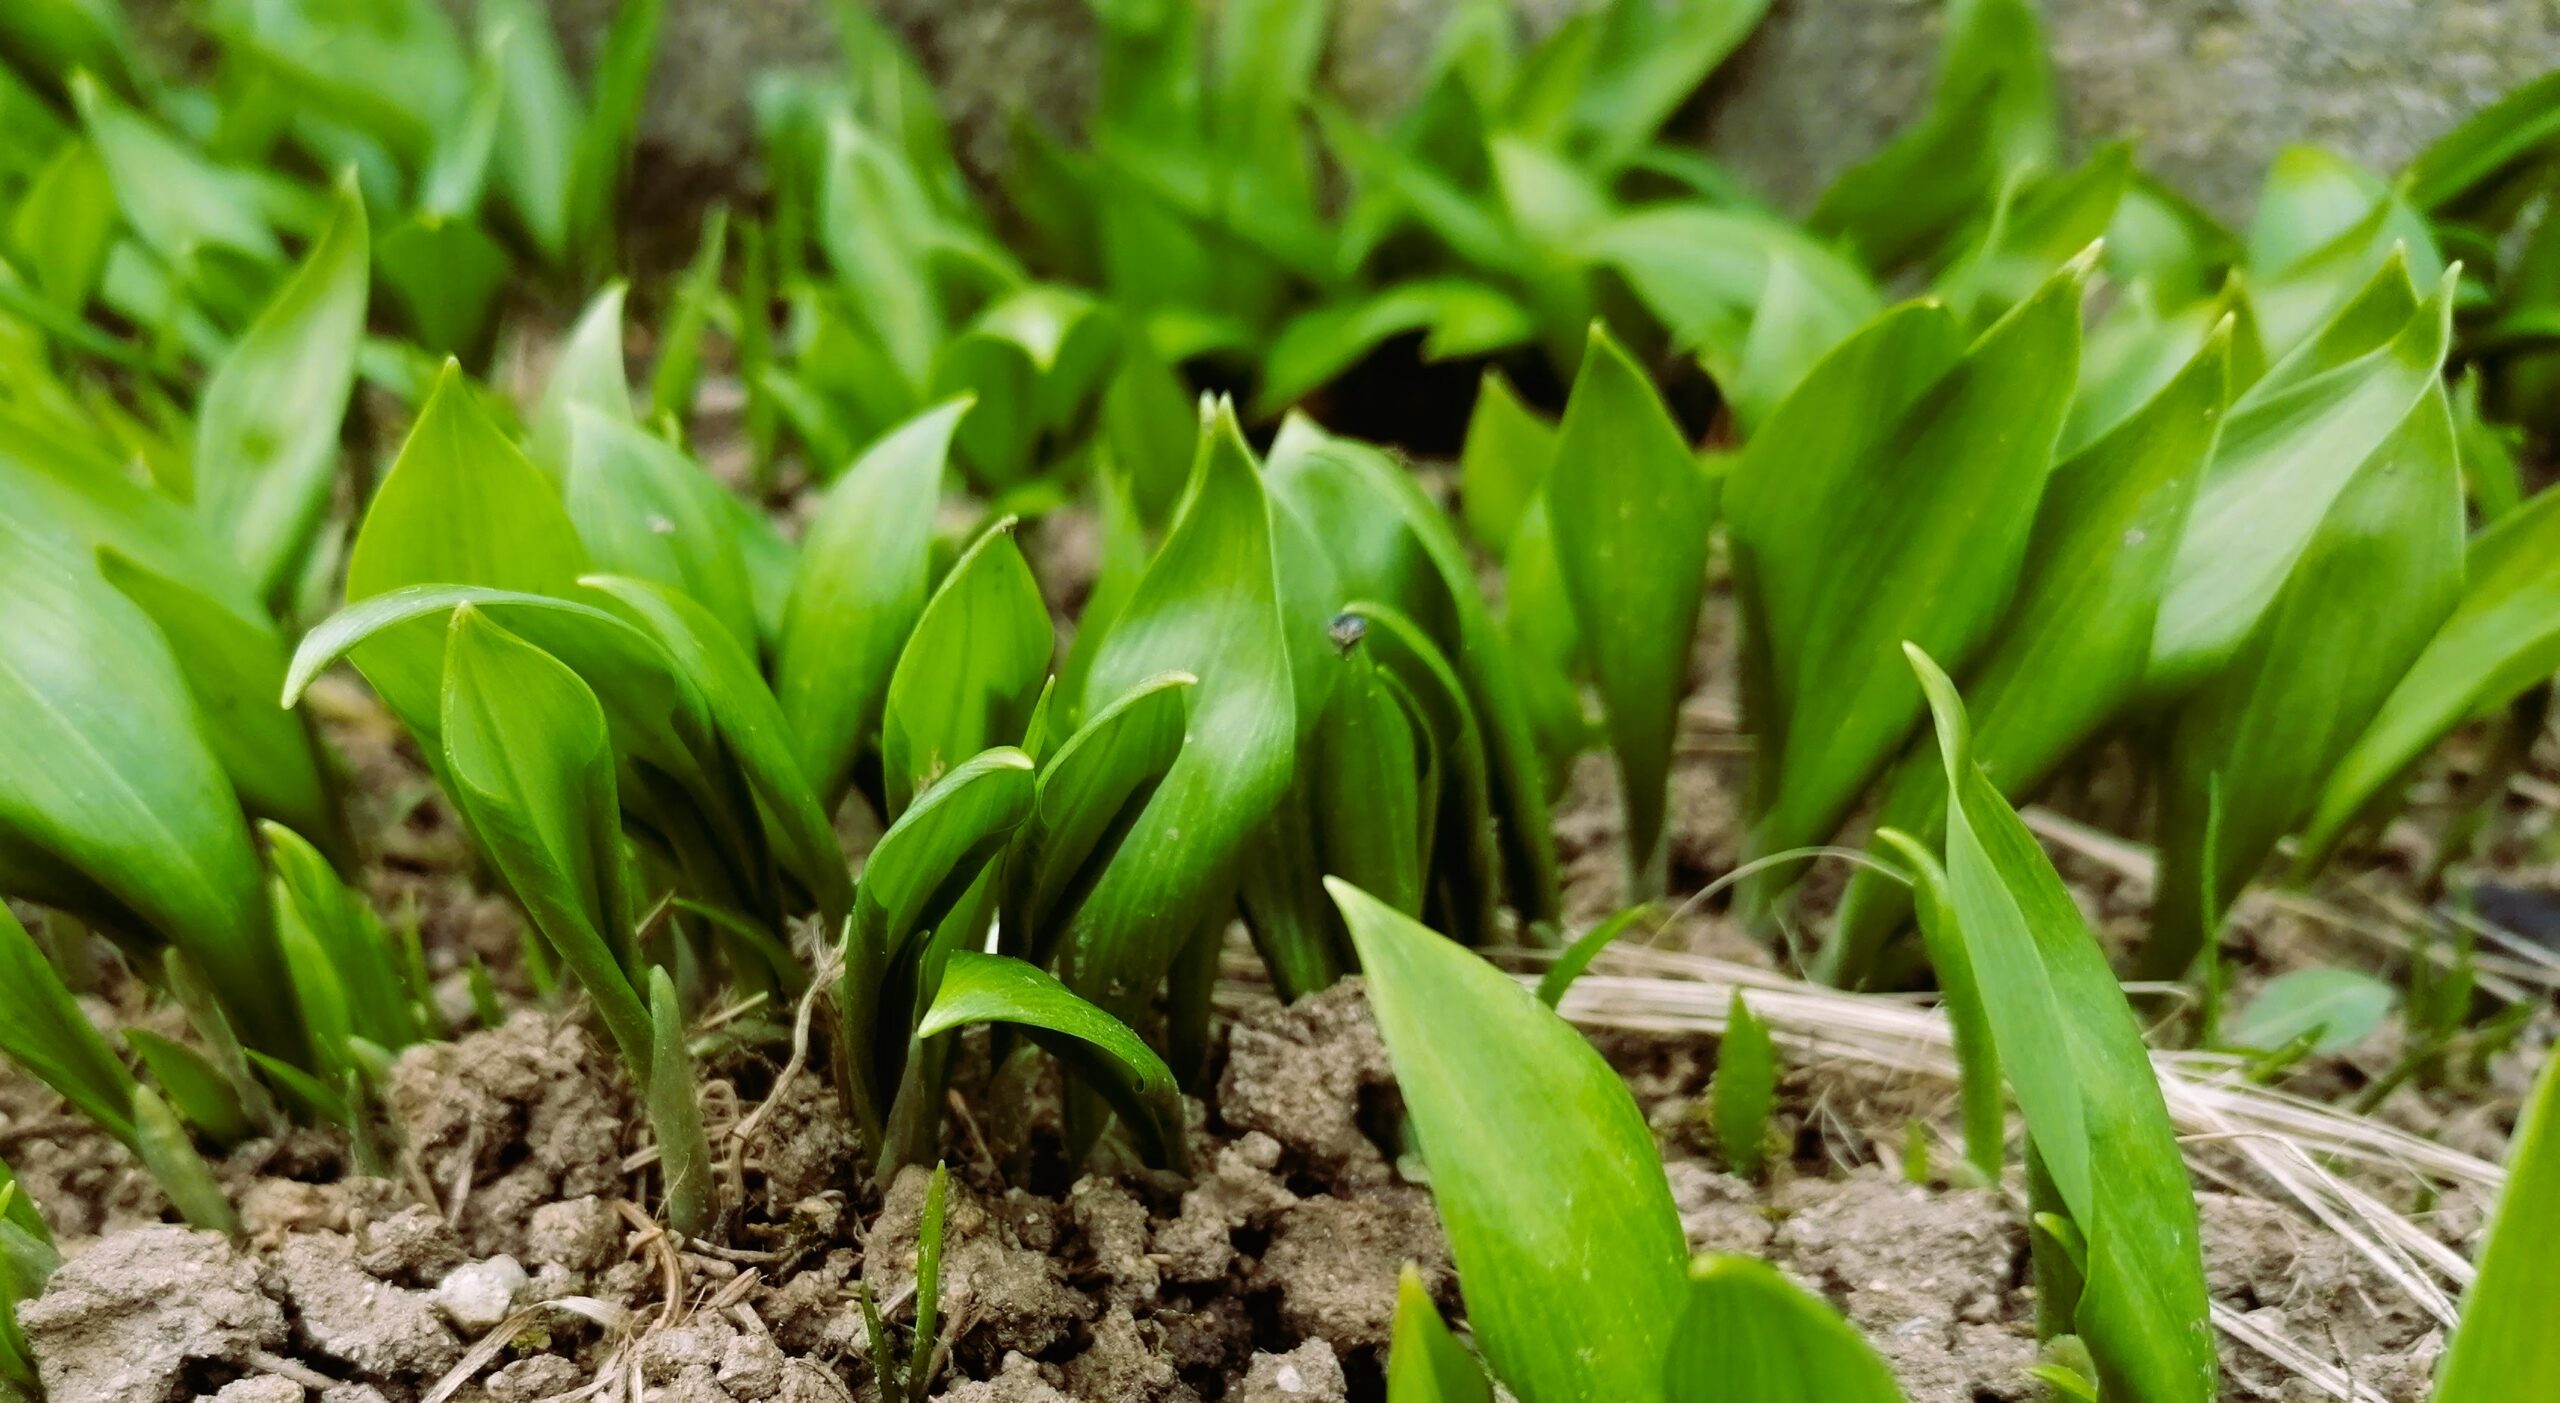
357;1203;467;1285
1154;1135;1297;1285
1254;1188;1447;1348
1234;1340;1347;1402
384;1012;630;1259
204;1374;305;1403
1059;1306;1193;1403
1767;1171;2031;1403
1217;981;1396;1185
720;1329;789;1399
871;1166;1090;1370
276;1232;463;1380
19;1225;286;1403
2200;1193;2442;1396
1664;1159;1776;1255
525;1194;625;1274
487;1352;586;1402
1065;1177;1158;1310
936;1351;1073;1402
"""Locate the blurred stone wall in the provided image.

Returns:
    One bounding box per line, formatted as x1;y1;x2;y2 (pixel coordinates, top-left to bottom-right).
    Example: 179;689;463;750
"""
344;1;2560;224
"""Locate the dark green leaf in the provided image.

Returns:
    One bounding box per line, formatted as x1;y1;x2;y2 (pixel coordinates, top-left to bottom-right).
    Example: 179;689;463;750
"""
1826;322;2229;985
1728;263;2081;903
2298;481;2560;872
1054;403;1295;1019
96;548;340;859
0;547;297;1060
124;1030;253;1145
777;398;969;807
439;606;648;1073
883;522;1053;816
2150;386;2463;977
917;950;1184;1168
1548;325;1715;897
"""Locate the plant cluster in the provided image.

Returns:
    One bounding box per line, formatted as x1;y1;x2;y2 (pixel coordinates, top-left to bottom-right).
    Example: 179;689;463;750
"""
0;1;2552;1401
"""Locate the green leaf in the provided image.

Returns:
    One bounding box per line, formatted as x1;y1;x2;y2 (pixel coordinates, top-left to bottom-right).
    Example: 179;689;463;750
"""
1580;204;1881;418
2401;67;2560;214
2223;968;2397;1055
194;173;368;599
917;950;1184;1168
1311;637;1428;919
1810;0;2053;271
439;606;648;1074
0;547;297;1060
1662;1255;1908;1403
479;0;579;263
934;286;1120;486
287;582;704;788
1253;279;1535;418
1908;647;2215;1403
2433;1041;2560;1401
0;902;138;1145
565;0;665;271
2298;482;2560;872
563;405;758;652
374;213;509;359
1713;992;1776;1181
2152;385;2464;977
95;548;340;860
647;966;715;1238
1570;0;1766;167
1937;144;2132;325
1331;878;1687;1403
532;283;633;477
1272;423;1563;929
1825;322;2230;985
839;748;1036;1144
2149;266;2450;687
1727;263;2082;902
1458;369;1554;552
1386;1264;1490;1403
1547;326;1714;898
652;207;729;420
580;574;852;920
1054;402;1295;1019
343;362;591;732
130;1085;236;1234
883;522;1053;817
124;1029;254;1145
264;822;413;1051
73;74;282;281
1876;831;2001;1181
777;398;969;808
1007;672;1195;958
